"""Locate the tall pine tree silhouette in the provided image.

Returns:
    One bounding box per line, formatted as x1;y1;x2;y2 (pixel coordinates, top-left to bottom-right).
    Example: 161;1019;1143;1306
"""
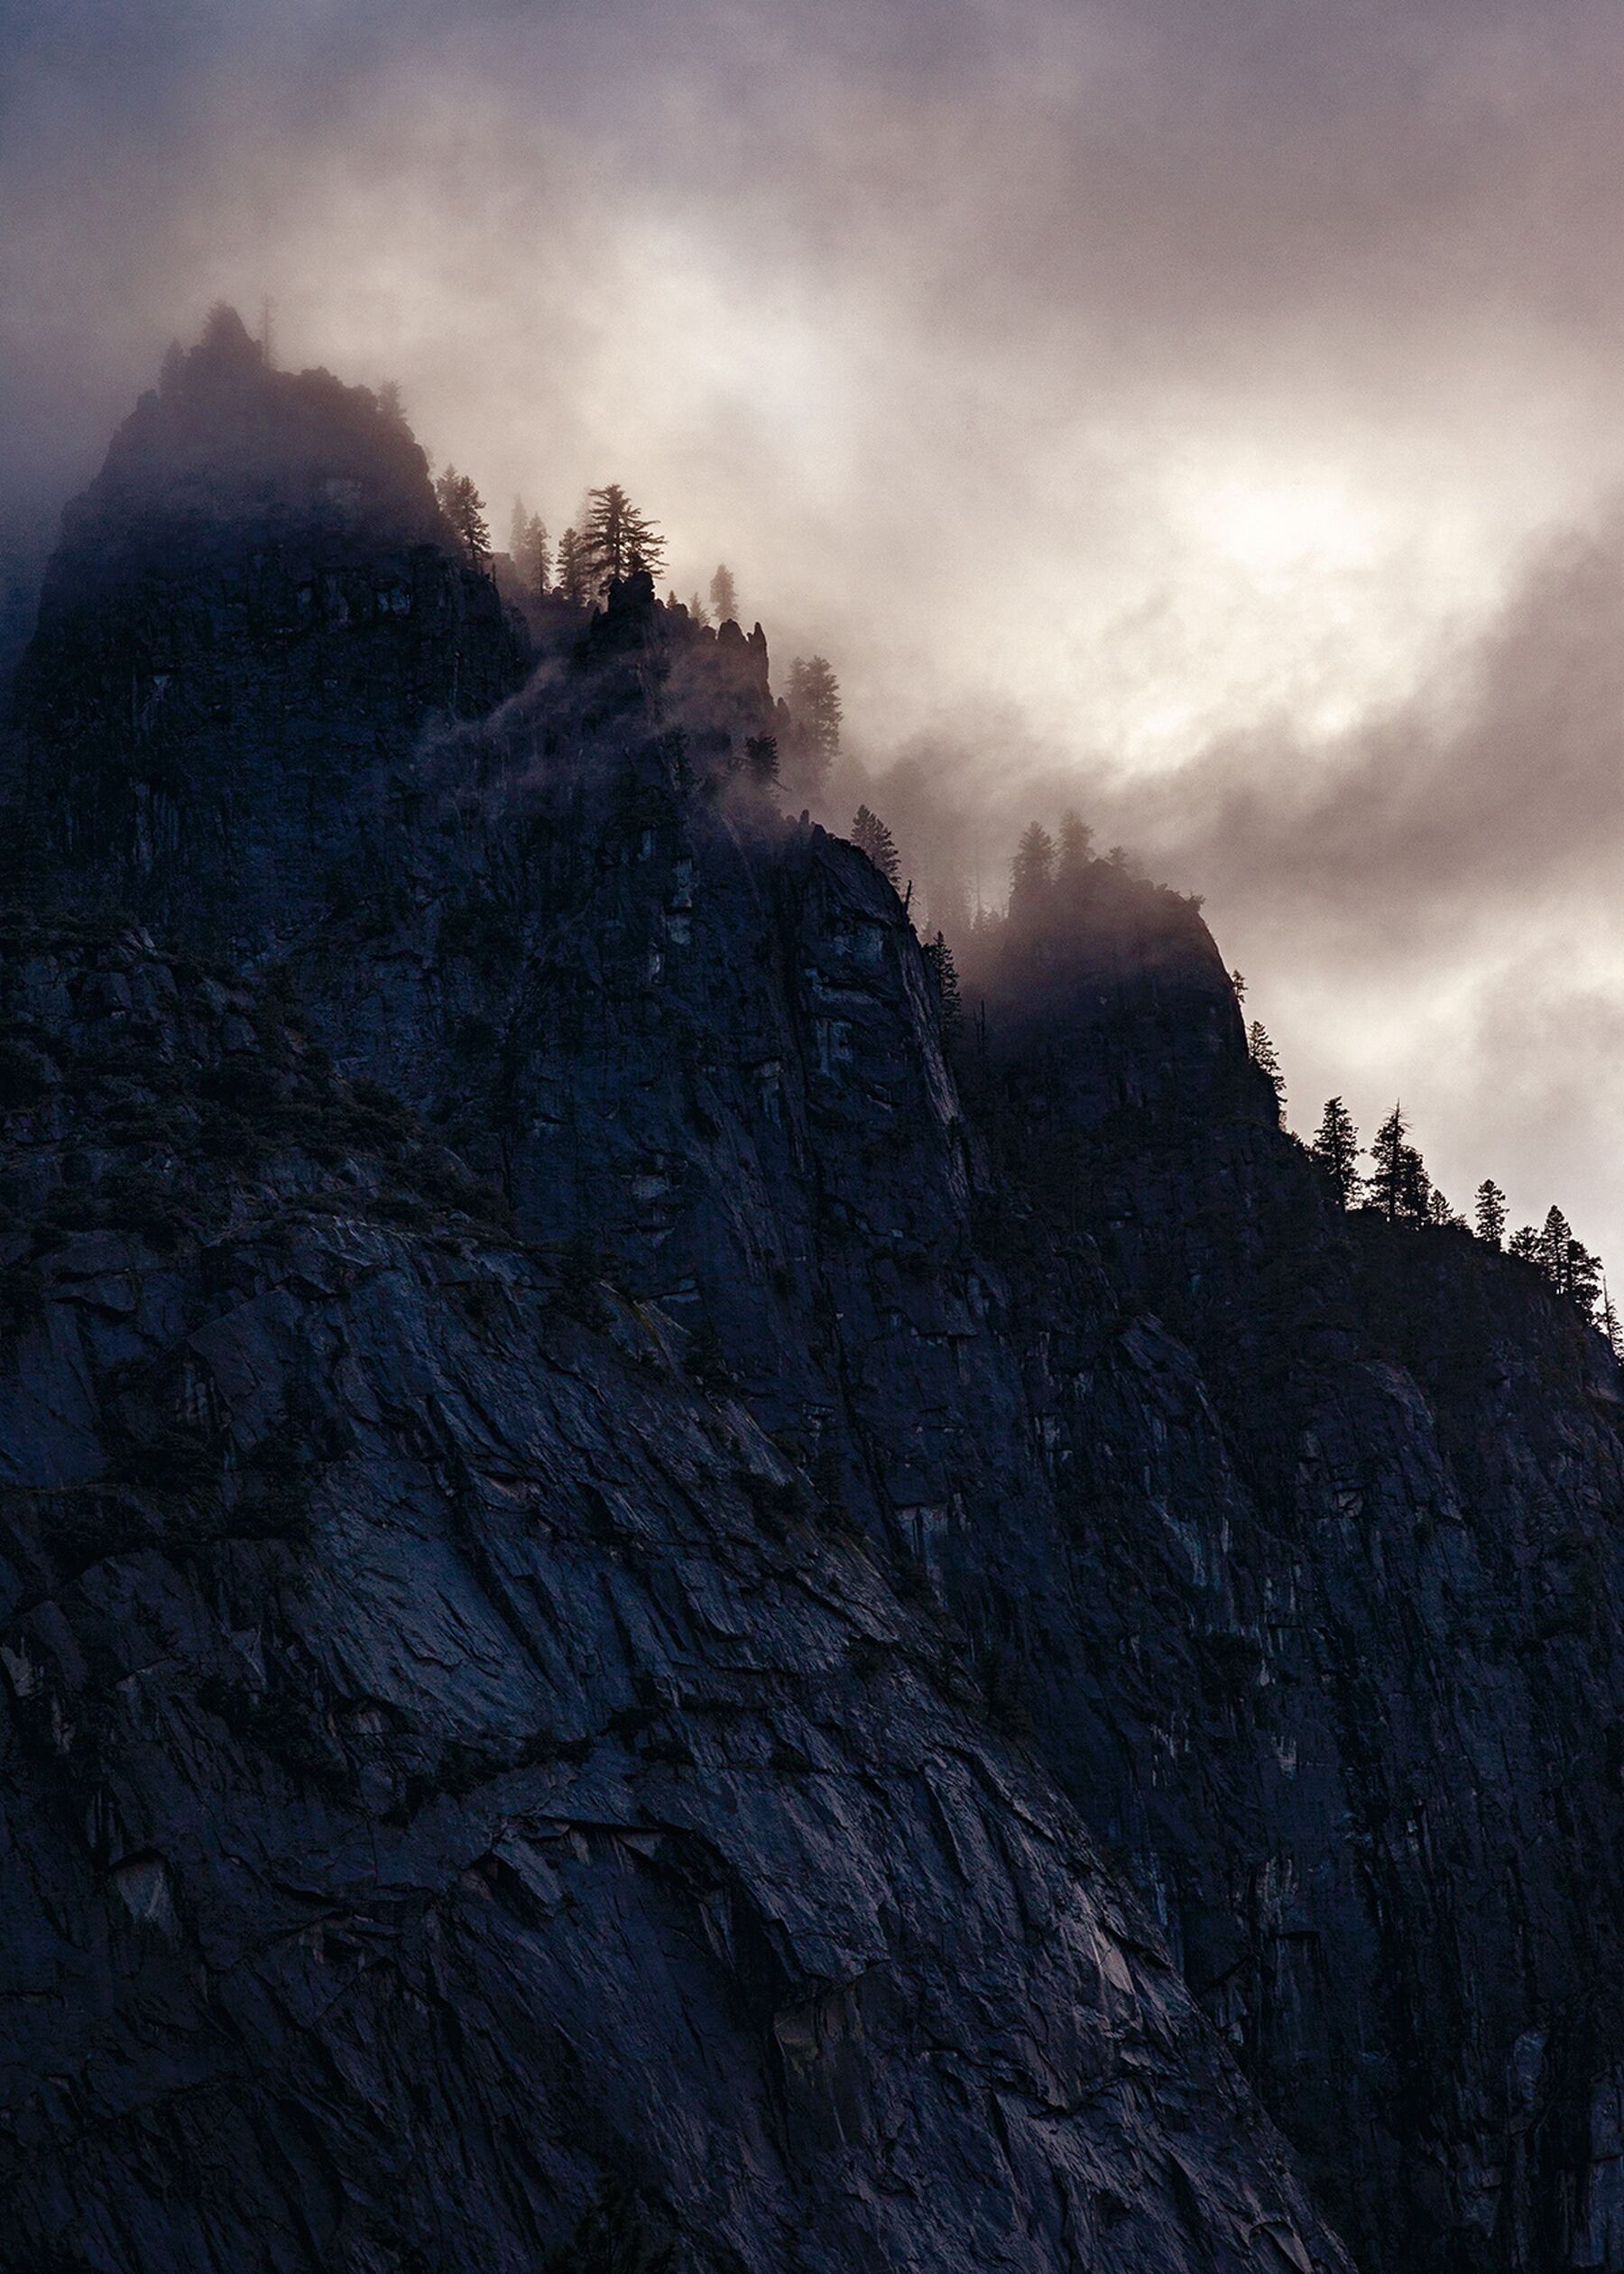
1310;1097;1361;1205
850;806;900;883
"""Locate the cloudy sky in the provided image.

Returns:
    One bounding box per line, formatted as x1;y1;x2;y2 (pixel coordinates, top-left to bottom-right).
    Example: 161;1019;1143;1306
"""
5;0;1624;1258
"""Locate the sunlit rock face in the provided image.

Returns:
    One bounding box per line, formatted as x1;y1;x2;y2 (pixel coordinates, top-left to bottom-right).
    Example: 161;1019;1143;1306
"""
0;319;1620;2273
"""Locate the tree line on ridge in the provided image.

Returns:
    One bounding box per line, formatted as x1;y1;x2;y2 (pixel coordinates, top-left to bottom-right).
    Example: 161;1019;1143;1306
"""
840;794;1619;1354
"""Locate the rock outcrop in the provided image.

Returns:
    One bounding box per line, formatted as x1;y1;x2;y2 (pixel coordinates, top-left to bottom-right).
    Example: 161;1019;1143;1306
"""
2;317;1621;2273
7;307;527;955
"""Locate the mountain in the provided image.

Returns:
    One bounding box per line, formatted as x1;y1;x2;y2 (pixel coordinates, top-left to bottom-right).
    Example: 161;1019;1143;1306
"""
0;313;1618;2273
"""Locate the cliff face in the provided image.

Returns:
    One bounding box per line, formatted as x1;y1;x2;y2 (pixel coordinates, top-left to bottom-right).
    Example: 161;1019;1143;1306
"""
1;332;1620;2274
0;921;1349;2274
955;890;1624;2271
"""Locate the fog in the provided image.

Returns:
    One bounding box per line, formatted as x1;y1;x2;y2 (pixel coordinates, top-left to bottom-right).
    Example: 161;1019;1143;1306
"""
6;0;1624;1254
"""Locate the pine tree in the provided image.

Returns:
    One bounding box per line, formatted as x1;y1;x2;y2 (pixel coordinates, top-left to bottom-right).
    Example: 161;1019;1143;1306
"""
922;931;963;1040
1248;1022;1285;1115
709;564;739;624
1535;1206;1602;1318
1538;1205;1574;1289
743;735;779;787
512;508;551;596
687;591;709;625
556;527;590;605
1474;1179;1507;1246
1569;1237;1603;1321
580;484;665;588
850;805;900;883
1398;1143;1434;1225
788;657;842;769
1601;1280;1621;1359
1231;968;1247;1003
1057;809;1093;878
1310;1096;1361;1206
1010;822;1056;911
435;467;492;566
1368;1104;1409;1220
1509;1225;1542;1263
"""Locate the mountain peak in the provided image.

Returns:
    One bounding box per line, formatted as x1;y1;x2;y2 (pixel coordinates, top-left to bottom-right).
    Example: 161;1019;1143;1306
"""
5;320;525;948
60;309;444;574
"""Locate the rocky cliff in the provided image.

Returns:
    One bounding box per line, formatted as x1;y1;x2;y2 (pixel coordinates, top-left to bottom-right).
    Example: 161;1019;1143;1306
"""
8;308;526;955
0;320;1619;2273
955;883;1624;2271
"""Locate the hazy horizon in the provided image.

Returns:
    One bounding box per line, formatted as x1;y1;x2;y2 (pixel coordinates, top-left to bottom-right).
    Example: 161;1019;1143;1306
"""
6;0;1624;1264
